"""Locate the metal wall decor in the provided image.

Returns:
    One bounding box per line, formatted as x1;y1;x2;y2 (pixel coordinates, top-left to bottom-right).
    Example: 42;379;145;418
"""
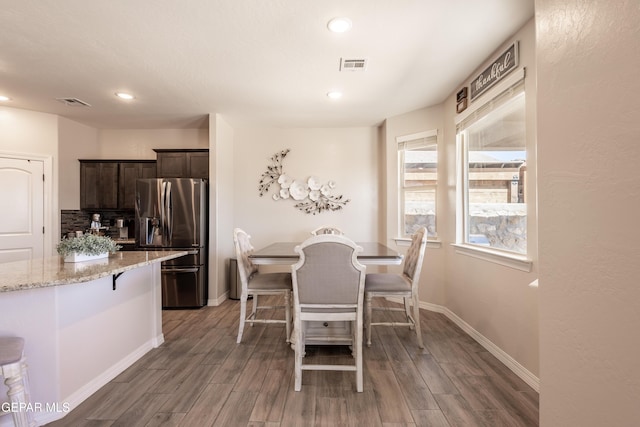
258;149;350;215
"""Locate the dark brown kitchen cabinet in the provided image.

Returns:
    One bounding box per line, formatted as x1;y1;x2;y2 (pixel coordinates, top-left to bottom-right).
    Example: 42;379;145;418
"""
118;161;157;209
154;149;209;179
80;161;119;209
80;160;156;210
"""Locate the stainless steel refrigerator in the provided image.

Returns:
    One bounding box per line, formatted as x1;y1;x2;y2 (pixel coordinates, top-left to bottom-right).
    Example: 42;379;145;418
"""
135;178;207;308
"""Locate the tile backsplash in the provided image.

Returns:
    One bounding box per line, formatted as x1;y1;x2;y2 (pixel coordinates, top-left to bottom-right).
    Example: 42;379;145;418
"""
61;210;136;239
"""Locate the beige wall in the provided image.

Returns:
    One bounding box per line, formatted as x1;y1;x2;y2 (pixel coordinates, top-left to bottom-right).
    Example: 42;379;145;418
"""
441;19;539;378
380;19;539;383
209;114;235;304
382;105;447;307
231;126;380;251
537;0;640;425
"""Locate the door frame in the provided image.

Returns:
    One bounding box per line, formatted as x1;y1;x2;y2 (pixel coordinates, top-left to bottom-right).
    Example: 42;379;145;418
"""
0;151;55;258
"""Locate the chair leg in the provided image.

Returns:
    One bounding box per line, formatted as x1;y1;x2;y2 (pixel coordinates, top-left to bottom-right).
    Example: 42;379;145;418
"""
404;297;413;329
366;293;373;347
284;291;292;343
412;294;424;349
4;359;33;427
294;319;303;391
237;294;248;344
251;294;258;326
355;317;363;392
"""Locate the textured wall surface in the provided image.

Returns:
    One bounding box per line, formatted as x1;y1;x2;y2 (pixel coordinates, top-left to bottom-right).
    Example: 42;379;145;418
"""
537;0;640;425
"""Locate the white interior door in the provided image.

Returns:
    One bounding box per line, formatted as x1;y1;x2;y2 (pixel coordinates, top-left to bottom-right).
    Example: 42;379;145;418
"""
0;157;45;263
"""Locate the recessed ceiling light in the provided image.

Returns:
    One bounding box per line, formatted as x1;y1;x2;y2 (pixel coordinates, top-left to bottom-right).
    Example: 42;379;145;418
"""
327;91;343;100
327;17;352;33
0;95;11;102
115;92;135;100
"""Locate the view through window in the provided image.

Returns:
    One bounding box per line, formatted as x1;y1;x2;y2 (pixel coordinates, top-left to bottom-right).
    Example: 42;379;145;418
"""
398;131;437;238
457;81;526;254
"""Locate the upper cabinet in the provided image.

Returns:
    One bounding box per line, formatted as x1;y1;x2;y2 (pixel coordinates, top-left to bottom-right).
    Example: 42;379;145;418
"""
154;149;209;179
80;160;156;210
118;162;157;209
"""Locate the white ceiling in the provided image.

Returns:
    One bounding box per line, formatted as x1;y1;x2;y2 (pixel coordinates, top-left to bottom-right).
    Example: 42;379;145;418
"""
0;0;534;129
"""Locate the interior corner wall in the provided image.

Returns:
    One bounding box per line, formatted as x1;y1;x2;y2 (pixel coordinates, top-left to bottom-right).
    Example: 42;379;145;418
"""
536;1;640;425
382;105;446;306
209;114;235;305
376;122;388;241
439;18;539;379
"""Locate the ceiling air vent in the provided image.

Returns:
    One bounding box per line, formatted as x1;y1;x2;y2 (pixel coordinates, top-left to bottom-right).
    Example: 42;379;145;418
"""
56;97;91;107
340;58;367;71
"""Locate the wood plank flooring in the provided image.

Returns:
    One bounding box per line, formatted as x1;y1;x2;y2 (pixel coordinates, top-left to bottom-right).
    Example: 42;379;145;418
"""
45;297;538;426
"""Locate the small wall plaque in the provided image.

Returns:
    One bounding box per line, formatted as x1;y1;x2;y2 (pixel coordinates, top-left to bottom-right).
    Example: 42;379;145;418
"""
456;87;468;113
470;42;519;102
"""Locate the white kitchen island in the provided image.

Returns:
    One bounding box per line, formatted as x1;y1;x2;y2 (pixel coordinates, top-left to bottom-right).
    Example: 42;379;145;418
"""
0;250;187;426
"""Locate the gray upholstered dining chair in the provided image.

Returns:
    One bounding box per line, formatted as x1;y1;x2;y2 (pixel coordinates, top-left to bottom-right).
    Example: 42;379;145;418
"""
233;228;292;344
365;226;427;349
310;225;344;236
291;234;366;392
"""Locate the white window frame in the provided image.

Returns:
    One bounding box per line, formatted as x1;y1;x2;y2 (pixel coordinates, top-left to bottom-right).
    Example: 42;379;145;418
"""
396;130;439;245
454;69;532;271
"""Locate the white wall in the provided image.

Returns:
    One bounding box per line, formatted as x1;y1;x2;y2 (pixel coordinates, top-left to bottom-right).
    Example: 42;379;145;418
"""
58;117;99;209
231;126;380;250
96;128;208;159
0;106;59;253
536;1;640;425
441;19;539;378
209;114;235;304
57;127;208;208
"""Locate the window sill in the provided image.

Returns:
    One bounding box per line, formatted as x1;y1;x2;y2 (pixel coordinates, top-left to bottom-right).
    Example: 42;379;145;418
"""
393;237;442;249
451;243;532;272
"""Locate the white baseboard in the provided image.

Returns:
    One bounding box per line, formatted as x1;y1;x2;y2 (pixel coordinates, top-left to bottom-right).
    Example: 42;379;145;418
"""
30;340;156;426
208;291;228;307
387;297;540;392
152;333;165;348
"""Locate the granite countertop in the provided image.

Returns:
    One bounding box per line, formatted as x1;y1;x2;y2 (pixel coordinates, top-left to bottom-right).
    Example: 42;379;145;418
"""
0;250;188;293
113;238;136;245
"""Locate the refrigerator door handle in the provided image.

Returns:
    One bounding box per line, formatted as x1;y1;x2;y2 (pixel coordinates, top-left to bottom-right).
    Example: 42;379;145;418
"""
160;181;167;245
164;181;173;245
161;267;199;274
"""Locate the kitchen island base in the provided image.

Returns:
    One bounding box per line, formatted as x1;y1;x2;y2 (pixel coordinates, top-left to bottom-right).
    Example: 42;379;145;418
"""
0;253;181;427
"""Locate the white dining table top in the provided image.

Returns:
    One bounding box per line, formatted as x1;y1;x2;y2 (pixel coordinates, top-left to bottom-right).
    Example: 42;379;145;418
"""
249;241;403;265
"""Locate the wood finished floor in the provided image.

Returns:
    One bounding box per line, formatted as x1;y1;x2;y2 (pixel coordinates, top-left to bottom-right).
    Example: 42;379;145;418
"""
45;297;538;427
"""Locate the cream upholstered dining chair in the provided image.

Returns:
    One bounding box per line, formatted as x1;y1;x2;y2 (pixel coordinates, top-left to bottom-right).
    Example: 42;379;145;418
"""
233;228;292;344
310;225;344;236
365;226;427;349
0;336;34;427
291;234;366;392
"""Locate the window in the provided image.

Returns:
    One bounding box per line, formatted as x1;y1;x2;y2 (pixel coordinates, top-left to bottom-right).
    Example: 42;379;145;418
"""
398;130;437;238
457;80;526;254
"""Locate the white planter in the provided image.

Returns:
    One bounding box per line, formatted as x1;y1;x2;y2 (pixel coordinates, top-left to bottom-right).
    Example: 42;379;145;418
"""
63;252;109;263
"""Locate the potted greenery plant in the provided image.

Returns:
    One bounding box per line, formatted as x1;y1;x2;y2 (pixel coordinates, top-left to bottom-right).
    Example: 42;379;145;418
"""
57;234;122;263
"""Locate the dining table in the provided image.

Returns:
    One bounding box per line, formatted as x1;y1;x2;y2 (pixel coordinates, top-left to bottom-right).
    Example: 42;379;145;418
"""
249;241;403;266
248;240;403;346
